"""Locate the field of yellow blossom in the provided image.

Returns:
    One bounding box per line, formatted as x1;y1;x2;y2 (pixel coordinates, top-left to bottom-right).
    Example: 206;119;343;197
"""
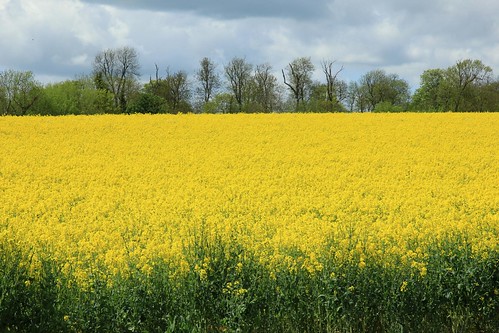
0;113;498;332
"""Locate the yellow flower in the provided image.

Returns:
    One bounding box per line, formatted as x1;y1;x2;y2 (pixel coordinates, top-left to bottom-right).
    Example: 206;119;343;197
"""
400;281;408;292
237;287;248;296
0;113;497;284
198;269;207;281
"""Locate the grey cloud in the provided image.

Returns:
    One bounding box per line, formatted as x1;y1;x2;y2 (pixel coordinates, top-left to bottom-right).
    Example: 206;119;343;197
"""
2;0;499;90
80;0;332;19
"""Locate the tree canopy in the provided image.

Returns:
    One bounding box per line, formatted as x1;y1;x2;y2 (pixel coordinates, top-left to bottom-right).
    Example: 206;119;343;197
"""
1;47;498;115
412;60;495;112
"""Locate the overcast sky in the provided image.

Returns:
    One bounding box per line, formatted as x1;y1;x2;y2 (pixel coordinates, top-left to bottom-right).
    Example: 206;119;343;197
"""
1;0;498;89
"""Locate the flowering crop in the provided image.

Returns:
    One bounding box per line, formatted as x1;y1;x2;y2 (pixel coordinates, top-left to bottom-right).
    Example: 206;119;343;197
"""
0;113;498;332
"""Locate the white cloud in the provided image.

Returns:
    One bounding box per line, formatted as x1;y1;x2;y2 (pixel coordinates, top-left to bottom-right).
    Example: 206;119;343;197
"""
0;0;8;10
70;54;89;66
0;1;102;75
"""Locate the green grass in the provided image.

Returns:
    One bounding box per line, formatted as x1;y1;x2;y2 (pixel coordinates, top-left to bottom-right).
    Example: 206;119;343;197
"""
0;239;498;333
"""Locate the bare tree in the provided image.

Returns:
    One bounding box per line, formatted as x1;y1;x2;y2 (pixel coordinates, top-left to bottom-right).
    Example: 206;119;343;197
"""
166;69;190;112
282;57;315;111
196;57;221;104
321;60;344;107
252;63;279;112
345;81;358;112
93;46;140;112
224;57;253;112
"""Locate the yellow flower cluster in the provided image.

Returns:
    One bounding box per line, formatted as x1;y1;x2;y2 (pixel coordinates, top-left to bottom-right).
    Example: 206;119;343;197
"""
0;113;497;280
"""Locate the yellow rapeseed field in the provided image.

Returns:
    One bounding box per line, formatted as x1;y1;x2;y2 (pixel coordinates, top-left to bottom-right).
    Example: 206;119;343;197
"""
0;113;498;281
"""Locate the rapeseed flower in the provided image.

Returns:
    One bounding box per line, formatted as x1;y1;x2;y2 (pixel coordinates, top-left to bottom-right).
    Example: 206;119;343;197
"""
0;113;497;282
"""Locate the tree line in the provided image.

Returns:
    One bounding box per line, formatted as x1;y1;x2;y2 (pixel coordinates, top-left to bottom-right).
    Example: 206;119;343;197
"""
1;46;498;116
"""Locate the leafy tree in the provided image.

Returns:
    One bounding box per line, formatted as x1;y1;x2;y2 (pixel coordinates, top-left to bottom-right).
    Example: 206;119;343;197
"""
224;57;253;112
0;70;43;115
475;80;499;112
411;60;495;112
203;92;236;114
307;83;346;112
0;83;6;114
447;59;493;111
411;69;448;111
80;75;116;114
42;76;114;115
359;70;409;111
126;92;167;114
92;46;141;113
42;81;80;115
145;66;192;113
373;101;405;112
282;57;315;111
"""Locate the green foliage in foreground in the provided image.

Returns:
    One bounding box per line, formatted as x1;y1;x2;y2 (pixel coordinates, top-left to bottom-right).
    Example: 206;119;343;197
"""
1;240;498;333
